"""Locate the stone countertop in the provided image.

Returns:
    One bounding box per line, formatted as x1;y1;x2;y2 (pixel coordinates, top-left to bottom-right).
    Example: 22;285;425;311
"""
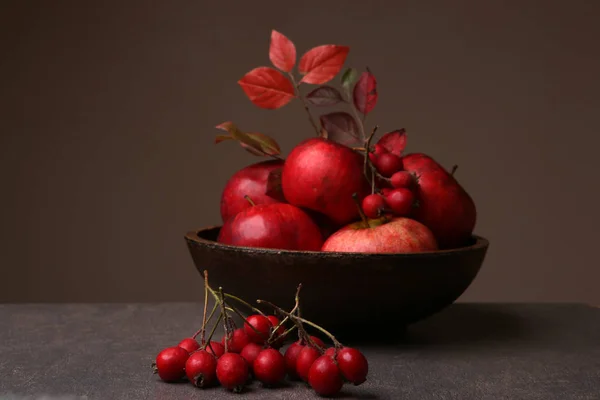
1;303;599;399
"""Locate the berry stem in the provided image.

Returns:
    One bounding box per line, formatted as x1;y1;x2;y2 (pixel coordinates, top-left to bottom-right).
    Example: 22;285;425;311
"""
288;73;320;136
201;313;223;351
451;164;458;176
352;192;369;228
363;125;379;184
257;299;325;353
269;283;302;342
295;316;343;348
192;302;218;340
268;283;302;343
224;293;266;316
244;195;256;207
201;270;209;344
217;287;230;353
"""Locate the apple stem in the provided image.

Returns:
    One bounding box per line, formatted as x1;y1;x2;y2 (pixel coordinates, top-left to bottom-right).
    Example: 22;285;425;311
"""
288;72;320;136
352;192;369;228
451;164;458;176
244;195;256;207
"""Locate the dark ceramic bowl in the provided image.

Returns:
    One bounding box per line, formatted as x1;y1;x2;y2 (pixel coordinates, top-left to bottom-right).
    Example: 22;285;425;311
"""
185;226;489;338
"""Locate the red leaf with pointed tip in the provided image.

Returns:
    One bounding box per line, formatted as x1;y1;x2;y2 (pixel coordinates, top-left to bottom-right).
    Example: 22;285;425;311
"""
298;45;350;85
353;70;378;115
320;112;361;147
238;67;295;109
265;167;283;198
377;129;407;156
269;30;296;73
306;86;345;107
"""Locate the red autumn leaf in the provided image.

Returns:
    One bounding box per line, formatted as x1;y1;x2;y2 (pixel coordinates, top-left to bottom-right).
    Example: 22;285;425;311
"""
269;30;296;73
215;122;282;157
265;167;283;198
238;67;296;109
306;86;345;107
377;129;407;156
353;69;378;115
298;45;350;85
320;112;361;147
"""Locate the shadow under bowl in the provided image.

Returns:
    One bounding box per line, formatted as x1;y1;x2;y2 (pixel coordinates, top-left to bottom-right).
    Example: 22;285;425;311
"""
185;227;489;339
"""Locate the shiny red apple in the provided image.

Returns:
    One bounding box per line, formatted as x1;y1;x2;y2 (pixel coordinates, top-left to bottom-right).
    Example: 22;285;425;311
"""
402;153;476;249
321;216;438;253
217;202;323;251
281;138;370;226
220;160;285;223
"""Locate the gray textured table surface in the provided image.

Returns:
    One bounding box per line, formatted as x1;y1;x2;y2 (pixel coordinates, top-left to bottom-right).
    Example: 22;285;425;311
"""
1;303;599;400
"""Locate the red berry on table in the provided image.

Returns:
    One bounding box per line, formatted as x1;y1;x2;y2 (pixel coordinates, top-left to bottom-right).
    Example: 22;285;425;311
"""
153;346;189;382
216;353;249;393
206;341;225;358
390;171;415;189
244;314;272;344
362;194;388;218
284;341;305;379
240;342;263;370
386;188;415;216
375;153;404;177
295;345;322;382
221;328;250;353
177;337;200;354
336;347;369;385
308;355;344;397
253;348;286;386
185;350;218;388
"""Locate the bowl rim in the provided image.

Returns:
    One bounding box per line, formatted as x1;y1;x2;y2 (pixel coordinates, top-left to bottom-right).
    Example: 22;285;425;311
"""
185;226;489;258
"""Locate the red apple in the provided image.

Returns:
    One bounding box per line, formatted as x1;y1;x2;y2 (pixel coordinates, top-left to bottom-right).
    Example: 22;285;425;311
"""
321;216;437;253
281;138;370;226
220;160;285;223
218;203;323;251
402;153;476;249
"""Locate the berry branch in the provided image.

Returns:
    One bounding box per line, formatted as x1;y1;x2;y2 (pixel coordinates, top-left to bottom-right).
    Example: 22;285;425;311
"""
288;73;320;136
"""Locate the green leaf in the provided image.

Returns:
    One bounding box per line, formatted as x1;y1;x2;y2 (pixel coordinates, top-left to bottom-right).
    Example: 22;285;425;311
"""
341;67;359;89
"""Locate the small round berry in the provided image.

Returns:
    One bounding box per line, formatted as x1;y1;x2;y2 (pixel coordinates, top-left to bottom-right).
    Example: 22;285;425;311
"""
385;188;415;216
284;341;305;379
185;350;218;388
240;342;263;370
177;337;200;354
308;355;344;397
375;153;404;177
244;315;272;344
296;346;321;382
216;353;249;393
253;348;286;386
391;171;415;189
267;315;286;348
336;347;369;385
362;194;388;218
221;328;250;353
153;346;189;382
206;341;225;358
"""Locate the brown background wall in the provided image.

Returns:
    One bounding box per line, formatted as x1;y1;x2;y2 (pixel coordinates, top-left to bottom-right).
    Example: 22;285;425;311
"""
1;0;599;303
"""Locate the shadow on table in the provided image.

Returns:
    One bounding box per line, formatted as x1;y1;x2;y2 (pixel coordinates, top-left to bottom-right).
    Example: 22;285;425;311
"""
344;303;531;348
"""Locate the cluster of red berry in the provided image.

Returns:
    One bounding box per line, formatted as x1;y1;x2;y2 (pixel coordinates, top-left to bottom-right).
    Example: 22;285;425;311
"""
362;142;419;218
152;273;368;397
